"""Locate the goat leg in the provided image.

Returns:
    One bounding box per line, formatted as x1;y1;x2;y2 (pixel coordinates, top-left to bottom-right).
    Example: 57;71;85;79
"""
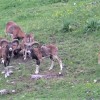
23;50;27;60
53;55;63;74
35;60;40;74
1;58;4;64
35;65;40;74
49;60;54;70
4;67;10;78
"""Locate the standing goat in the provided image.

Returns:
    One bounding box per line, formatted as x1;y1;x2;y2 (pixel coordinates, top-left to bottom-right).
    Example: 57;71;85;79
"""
30;43;63;74
21;34;38;60
0;39;19;77
5;21;25;40
0;39;18;67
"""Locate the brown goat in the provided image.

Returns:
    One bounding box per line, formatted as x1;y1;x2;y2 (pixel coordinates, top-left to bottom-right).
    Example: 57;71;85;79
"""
0;39;20;77
0;39;21;78
0;39;13;78
21;33;38;60
0;40;14;64
0;38;8;63
5;21;25;40
31;43;63;74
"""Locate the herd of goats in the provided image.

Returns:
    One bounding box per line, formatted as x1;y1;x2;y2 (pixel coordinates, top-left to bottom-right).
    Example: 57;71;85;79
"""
0;21;63;78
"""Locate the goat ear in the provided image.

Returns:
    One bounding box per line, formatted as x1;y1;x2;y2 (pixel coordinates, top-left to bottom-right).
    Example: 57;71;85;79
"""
29;33;34;38
0;39;8;47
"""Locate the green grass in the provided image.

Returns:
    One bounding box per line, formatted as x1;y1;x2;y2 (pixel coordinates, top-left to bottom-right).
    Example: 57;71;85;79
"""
0;0;100;100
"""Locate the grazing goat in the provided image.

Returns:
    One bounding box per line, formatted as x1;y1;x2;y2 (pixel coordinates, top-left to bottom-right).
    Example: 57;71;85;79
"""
21;34;38;60
31;43;63;74
5;21;25;40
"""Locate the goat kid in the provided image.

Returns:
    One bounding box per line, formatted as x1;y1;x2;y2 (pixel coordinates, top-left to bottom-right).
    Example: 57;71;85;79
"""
5;21;25;40
31;43;63;74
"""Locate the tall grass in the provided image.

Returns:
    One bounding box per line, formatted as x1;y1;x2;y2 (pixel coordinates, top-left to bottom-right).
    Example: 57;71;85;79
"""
84;19;100;33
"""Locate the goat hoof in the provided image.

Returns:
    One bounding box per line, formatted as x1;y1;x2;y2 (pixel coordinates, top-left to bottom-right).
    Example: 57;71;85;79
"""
24;58;26;60
49;68;52;70
5;74;10;78
1;60;4;64
59;72;62;75
35;71;39;74
1;70;5;74
49;67;53;70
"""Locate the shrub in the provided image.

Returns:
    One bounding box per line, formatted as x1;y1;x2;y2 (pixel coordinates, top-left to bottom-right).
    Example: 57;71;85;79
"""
62;20;70;32
61;18;79;32
84;19;100;33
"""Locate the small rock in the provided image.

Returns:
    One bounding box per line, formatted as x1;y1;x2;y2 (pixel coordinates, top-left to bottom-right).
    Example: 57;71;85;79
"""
72;85;74;88
9;70;13;74
6;80;10;83
0;89;16;95
19;63;21;65
31;74;44;79
11;81;15;84
94;79;97;83
1;70;5;74
0;89;8;95
12;90;16;93
74;3;76;5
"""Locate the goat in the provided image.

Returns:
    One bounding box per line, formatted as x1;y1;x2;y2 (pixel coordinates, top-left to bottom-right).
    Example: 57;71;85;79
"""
5;21;25;40
0;39;19;77
12;39;22;58
0;39;20;65
30;43;63;74
21;33;38;60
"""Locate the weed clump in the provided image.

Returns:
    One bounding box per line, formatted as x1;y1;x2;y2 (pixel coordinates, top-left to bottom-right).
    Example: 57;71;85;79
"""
45;0;68;4
84;19;100;33
61;18;79;33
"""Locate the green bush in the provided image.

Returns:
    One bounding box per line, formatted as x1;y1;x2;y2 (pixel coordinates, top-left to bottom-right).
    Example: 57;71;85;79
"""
61;18;79;32
62;20;70;32
84;19;100;33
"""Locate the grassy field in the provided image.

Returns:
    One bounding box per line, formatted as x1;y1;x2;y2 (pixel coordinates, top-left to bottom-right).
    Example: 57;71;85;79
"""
0;0;100;99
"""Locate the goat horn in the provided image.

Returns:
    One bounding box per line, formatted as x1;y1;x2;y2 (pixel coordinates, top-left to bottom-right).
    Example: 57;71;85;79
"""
0;39;9;43
12;39;19;44
0;39;9;46
24;42;33;46
32;41;39;45
24;41;39;46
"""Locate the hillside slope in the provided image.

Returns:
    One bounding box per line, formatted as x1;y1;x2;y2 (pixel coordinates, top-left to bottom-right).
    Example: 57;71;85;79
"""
0;0;100;100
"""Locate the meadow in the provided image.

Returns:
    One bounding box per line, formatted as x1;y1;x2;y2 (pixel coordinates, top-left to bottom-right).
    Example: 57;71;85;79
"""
0;0;100;99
